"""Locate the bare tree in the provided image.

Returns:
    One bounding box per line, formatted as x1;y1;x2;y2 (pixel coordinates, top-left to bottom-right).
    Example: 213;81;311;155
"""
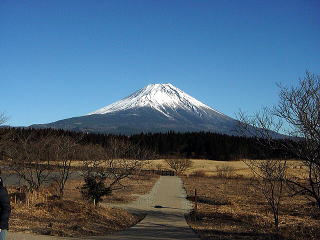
81;138;152;203
50;135;79;198
5;130;54;191
274;72;320;207
239;71;320;208
245;159;287;229
0;112;7;126
165;158;192;175
0;113;8;160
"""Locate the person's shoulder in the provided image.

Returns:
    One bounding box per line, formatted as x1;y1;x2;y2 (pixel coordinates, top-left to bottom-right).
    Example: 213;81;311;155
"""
0;186;8;195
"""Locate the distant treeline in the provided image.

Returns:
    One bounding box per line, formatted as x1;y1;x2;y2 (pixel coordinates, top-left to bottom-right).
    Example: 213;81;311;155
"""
0;127;294;160
129;132;294;160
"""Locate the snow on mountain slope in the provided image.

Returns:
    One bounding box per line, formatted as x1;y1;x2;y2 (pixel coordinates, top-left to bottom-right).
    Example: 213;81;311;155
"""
30;83;285;137
88;83;225;119
31;83;248;135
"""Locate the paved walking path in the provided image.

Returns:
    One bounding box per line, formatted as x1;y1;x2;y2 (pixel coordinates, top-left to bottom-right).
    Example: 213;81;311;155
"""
8;176;199;240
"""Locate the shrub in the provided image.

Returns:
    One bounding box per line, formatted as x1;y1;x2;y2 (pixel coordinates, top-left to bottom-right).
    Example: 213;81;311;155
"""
80;175;111;204
191;170;207;177
165;159;192;175
215;165;235;178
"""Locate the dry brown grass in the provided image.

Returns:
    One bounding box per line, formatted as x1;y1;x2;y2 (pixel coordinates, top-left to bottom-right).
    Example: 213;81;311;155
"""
144;159;252;178
8;173;159;237
148;159;306;179
183;176;320;240
103;174;159;203
3;158;305;179
147;159;305;178
10;199;143;237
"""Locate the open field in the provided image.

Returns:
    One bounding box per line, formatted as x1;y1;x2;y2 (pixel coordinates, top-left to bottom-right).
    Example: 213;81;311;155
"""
147;159;251;176
1;158;304;178
145;159;305;177
183;176;320;240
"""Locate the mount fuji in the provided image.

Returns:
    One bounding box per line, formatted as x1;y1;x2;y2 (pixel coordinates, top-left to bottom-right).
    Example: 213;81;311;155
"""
32;84;243;135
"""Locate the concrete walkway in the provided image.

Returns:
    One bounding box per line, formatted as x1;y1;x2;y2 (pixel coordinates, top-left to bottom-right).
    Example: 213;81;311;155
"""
8;176;199;240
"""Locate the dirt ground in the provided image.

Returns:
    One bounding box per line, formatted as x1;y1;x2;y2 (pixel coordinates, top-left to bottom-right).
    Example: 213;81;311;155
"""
182;176;320;240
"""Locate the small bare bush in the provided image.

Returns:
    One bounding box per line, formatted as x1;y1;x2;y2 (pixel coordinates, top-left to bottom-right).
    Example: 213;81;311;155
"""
156;163;163;171
215;165;235;178
165;159;192;175
9;184;57;206
191;170;207;177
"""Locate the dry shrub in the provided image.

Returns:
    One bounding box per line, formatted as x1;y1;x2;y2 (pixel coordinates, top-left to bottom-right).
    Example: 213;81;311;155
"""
191;170;207;177
9;183;58;205
156;163;163;171
215;164;235;178
188;195;230;206
165;158;192;175
129;173;153;180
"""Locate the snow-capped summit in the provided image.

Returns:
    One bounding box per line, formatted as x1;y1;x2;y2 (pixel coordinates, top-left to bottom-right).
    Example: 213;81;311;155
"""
88;83;223;118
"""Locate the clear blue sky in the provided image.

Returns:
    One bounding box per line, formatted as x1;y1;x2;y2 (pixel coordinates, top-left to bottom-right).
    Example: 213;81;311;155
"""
1;0;319;126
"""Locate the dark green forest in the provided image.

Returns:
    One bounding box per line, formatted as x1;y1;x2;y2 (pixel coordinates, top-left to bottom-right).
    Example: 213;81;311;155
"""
0;127;293;160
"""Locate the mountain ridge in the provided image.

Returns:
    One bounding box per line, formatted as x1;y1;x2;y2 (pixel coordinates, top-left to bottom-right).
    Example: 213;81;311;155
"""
31;83;242;135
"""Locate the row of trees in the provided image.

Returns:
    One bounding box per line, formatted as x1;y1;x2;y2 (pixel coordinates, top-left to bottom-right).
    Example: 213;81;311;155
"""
1;127;294;161
0;126;152;202
1;128;82;195
131;131;295;160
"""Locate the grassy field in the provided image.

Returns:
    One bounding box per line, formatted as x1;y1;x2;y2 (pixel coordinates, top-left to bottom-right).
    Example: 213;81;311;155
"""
6;158;310;238
146;159;304;177
183;175;320;240
25;158;305;178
